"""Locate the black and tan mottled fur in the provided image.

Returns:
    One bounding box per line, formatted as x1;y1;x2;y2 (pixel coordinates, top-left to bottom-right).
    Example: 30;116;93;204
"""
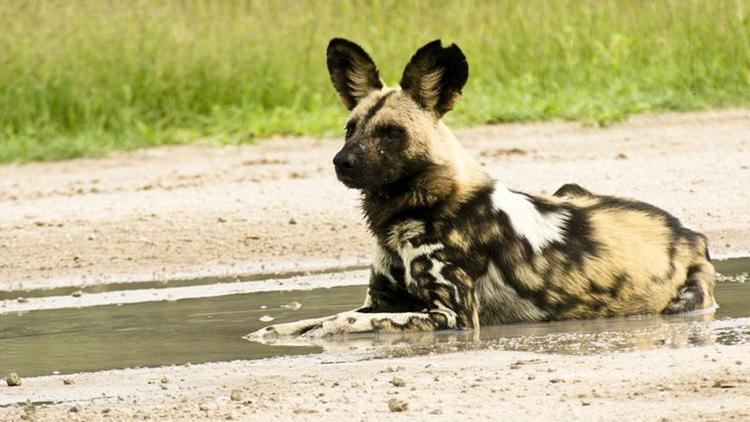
246;39;716;341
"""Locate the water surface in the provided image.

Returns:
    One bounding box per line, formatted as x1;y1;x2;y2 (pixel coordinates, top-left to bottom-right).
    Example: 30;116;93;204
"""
1;258;748;377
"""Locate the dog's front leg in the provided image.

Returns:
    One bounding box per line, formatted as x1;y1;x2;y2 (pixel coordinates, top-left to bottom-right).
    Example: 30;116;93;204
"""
245;307;458;342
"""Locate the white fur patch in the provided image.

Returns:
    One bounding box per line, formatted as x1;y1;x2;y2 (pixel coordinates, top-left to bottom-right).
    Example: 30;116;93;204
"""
491;185;570;254
372;246;398;286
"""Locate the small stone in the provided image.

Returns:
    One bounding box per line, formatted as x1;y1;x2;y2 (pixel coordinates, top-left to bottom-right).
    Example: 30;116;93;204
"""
63;378;74;385
160;384;168;390
217;217;227;223
69;405;80;413
390;377;406;387
5;373;21;386
160;376;170;384
16;297;29;303
388;398;408;412
230;389;243;401
22;405;36;419
712;380;736;389
549;378;564;384
259;315;274;322
199;403;211;411
288;218;297;225
71;290;83;297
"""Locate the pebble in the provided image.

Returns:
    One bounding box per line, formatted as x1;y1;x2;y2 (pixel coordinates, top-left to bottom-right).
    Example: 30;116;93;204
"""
259;315;274;322
5;373;21;386
390;377;406;387
71;290;83;297
63;378;74;385
230;389;243;401
388;398;408;412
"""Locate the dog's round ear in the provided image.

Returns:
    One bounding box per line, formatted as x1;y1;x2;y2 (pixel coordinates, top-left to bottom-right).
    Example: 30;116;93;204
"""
327;39;384;110
400;40;468;118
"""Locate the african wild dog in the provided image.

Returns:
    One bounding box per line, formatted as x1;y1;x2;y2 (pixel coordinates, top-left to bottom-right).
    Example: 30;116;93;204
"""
246;38;716;341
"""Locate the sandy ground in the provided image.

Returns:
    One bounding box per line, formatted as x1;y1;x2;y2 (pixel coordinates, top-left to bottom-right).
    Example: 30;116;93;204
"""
1;109;749;291
1;110;750;421
1;344;749;421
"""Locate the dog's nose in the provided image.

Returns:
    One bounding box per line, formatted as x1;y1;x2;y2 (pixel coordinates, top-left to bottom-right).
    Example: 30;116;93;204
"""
333;151;358;170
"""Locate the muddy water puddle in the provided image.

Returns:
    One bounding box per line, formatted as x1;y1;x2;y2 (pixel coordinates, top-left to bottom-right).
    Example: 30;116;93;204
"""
1;258;748;377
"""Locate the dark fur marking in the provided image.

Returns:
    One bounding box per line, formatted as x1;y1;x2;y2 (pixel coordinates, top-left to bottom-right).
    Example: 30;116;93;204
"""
364;272;428;313
559;207;600;269
345;118;358;140
297;323;323;336
371;315;439;331
663;276;706;314
609;273;630;298
362;91;395;127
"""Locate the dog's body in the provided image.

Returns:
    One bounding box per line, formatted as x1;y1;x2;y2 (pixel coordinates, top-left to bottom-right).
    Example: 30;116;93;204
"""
247;39;716;341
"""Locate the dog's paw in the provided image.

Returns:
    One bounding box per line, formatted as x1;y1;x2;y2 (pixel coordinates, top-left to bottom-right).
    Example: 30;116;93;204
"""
243;325;280;343
244;318;328;343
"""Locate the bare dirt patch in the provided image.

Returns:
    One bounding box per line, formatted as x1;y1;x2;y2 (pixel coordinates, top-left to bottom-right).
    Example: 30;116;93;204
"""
1;344;748;420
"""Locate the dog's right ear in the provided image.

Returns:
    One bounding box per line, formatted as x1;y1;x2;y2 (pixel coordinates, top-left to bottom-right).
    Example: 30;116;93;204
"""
327;38;384;110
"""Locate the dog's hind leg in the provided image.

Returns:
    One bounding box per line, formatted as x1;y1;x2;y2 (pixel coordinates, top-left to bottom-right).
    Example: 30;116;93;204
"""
663;260;717;314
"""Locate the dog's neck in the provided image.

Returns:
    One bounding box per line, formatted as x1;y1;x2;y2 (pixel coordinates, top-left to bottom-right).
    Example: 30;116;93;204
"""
361;124;491;234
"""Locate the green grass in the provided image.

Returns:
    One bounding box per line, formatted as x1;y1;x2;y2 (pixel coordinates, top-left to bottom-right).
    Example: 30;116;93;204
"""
1;0;749;162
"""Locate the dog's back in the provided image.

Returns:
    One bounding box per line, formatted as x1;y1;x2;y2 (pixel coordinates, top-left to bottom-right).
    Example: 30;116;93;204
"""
477;184;716;324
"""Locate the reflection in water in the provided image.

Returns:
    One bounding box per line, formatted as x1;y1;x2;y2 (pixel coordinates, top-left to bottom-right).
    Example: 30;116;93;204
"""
0;258;748;377
260;312;750;358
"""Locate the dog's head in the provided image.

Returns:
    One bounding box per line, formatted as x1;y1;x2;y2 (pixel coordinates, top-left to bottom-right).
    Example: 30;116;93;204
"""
327;38;469;191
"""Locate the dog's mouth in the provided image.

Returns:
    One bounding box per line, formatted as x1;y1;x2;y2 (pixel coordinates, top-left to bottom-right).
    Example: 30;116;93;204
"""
336;174;364;189
335;168;367;189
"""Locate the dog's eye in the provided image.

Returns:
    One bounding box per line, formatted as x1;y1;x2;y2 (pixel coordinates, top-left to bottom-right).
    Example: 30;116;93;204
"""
344;120;357;139
378;125;406;142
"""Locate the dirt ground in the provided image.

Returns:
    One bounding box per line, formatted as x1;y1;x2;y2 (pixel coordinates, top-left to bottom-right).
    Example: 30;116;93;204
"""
1;343;749;421
1;109;749;291
1;110;750;421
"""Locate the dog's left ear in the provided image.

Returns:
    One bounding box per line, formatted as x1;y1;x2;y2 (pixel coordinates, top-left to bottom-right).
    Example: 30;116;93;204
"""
327;38;384;110
400;40;468;118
